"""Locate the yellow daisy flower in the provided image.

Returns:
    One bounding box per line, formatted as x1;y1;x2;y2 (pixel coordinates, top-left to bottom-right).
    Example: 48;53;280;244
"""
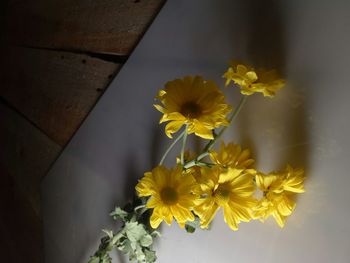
209;141;255;170
194;166;256;231
223;63;285;97
135;165;199;229
253;166;305;227
254;191;295;228
154;76;232;139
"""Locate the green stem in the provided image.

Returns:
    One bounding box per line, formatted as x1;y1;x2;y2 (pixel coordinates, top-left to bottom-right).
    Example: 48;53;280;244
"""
184;96;247;169
159;128;186;165
180;125;189;165
196;161;215;167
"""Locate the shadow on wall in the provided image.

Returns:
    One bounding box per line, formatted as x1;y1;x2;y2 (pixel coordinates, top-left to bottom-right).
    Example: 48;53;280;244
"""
122;124;164;199
244;0;287;71
232;0;310;174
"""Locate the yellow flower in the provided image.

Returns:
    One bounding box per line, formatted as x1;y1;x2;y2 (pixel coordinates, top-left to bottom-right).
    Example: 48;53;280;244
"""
154;76;232;139
209;141;255;170
254;192;295;228
223;63;285;97
194;166;256;231
135;165;199;229
253;165;305;227
255;165;305;194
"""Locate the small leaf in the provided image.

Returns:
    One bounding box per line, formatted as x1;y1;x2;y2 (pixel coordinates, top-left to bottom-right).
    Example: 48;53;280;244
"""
111;232;123;245
102;229;113;238
184;216;200;233
125;222;147;242
135;245;146;262
99;236;111;251
117;238;133;254
140;234;153;247
110;207;129;221
185;224;196;233
144;249;157;263
151;230;161;238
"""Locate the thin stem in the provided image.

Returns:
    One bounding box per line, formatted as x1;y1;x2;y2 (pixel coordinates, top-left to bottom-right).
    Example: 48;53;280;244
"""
180;125;188;165
159;129;186;165
134;204;146;212
183;96;247;169
196;161;215;167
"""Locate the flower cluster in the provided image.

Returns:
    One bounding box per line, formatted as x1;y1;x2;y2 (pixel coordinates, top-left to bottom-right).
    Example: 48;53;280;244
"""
136;143;305;232
136;64;304;233
91;62;305;263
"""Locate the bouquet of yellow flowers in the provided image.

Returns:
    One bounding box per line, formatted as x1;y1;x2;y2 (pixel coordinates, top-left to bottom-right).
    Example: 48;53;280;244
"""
89;62;305;263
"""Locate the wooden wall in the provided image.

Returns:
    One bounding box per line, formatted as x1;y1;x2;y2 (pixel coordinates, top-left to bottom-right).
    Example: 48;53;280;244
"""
0;0;165;261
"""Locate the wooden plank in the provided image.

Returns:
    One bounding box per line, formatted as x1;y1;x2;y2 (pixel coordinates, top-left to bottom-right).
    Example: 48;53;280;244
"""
5;0;165;55
0;47;121;146
0;101;62;215
0;165;43;263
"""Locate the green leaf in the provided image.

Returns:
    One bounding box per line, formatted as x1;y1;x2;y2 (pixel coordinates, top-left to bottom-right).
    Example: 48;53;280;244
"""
135;245;146;262
185;224;196;233
125;222;147;243
140;234;153;247
101;254;112;263
99;236;111;251
117;238;133;254
144;249;157;263
151;230;161;238
185;216;200;233
111;233;122;245
102;229;113;238
110;207;129;222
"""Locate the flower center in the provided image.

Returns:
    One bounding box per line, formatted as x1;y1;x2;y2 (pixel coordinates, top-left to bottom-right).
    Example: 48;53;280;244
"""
180;101;202;118
160;187;179;205
213;185;231;206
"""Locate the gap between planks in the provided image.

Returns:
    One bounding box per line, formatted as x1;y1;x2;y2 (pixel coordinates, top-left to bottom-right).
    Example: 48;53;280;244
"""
0;46;122;147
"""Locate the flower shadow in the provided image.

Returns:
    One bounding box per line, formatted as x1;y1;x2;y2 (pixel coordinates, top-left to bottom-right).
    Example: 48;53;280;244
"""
232;0;311;175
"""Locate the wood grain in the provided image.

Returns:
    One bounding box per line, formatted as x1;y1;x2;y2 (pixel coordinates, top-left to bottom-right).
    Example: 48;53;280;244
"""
0;101;62;215
5;0;165;55
0;47;121;146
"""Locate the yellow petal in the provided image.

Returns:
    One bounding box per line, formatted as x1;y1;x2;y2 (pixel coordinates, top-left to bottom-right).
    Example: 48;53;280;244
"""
171;204;194;227
165;120;185;138
156;206;173;225
223;205;239;231
272;211;286;228
246;71;258;82
153;104;165;113
150;208;163;229
218;167;243;184
193;120;214;139
146;197;160;208
237;64;248;75
277;194;295;216
160;112;186;123
194;200;219;228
